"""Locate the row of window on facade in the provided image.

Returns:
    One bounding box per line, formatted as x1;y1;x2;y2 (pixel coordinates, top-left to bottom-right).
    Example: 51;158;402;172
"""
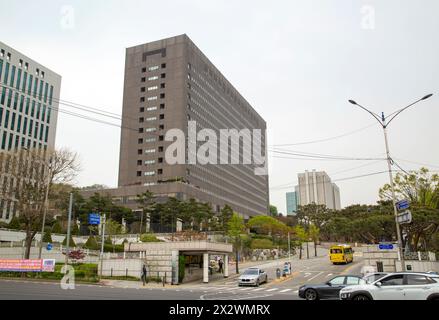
0;198;16;221
0;129;48;151
0;49;46;79
0;92;52;125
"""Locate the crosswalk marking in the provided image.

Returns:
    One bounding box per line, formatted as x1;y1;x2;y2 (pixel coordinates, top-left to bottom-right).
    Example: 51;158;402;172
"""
265;288;278;292
279;289;292;293
252;287;266;291
239;287;253;291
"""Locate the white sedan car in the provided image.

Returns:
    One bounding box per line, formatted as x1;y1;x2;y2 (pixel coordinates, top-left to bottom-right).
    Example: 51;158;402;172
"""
238;268;268;287
340;272;439;300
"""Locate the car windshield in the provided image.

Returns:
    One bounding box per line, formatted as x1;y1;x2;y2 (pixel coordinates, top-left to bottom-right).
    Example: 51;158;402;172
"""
243;269;259;275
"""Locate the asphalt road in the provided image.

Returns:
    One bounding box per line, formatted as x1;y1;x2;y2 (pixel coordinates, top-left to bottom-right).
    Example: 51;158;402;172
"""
0;249;365;300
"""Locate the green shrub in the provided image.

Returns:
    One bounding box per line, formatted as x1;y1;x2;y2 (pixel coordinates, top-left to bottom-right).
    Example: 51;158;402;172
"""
62;234;76;247
250;238;274;249
8;217;21;230
52;221;63;234
84;236;99;250
140;233;162;243
178;255;186;283
42;230;52;243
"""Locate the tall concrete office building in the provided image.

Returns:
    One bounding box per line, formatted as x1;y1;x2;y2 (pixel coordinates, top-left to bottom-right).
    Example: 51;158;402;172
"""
0;42;61;222
87;35;269;219
296;170;341;210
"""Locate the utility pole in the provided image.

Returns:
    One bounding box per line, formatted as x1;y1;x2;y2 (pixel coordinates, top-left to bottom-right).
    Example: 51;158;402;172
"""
38;165;51;259
288;232;291;261
64;192;73;266
348;94;433;272
99;213;106;278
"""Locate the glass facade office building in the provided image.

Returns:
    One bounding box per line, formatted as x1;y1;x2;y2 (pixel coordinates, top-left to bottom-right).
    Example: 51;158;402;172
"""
0;42;61;222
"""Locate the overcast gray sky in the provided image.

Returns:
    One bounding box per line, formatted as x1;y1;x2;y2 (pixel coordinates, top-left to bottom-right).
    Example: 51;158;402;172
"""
1;0;438;213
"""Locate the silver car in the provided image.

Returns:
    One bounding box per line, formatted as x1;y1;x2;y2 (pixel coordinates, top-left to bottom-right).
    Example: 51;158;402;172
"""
238;268;268;287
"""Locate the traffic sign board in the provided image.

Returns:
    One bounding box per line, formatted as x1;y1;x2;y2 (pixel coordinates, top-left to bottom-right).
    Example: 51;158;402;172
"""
379;243;394;250
88;213;101;225
397;210;412;224
46;243;53;251
396;199;410;211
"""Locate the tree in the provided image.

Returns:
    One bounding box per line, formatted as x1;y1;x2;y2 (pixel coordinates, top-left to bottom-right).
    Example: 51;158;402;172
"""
379;168;439;251
227;213;246;274
309;224;320;257
62;234;76;247
52;221;63;234
219;205;234;232
84;235;99;250
0;149;80;259
105;219;122;252
294;225;307;259
269;205;278;217
136;191;155;234
8;216;21;230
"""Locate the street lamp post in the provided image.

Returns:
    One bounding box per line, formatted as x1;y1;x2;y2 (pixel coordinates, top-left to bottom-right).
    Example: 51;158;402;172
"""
348;94;433;272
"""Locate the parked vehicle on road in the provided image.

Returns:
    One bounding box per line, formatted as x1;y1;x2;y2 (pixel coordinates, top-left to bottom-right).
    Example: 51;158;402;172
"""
298;275;363;300
340;272;439;300
363;272;388;284
238;268;268;287
329;244;354;264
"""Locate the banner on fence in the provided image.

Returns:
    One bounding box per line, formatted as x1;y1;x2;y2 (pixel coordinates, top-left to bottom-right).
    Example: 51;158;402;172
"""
0;259;56;272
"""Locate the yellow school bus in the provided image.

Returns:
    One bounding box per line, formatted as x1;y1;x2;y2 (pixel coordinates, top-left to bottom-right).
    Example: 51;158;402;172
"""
329;244;354;264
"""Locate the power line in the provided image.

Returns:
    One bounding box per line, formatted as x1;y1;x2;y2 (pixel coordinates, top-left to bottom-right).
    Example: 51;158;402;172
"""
270;123;377;147
269;148;386;161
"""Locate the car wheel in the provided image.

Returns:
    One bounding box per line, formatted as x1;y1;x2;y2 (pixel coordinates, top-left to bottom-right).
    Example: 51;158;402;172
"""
305;289;318;301
352;294;370;301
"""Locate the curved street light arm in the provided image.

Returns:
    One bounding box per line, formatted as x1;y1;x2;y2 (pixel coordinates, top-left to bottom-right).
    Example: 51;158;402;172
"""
349;100;383;126
386;98;425;127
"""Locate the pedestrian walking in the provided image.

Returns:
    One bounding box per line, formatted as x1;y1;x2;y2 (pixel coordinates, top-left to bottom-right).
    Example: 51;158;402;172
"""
141;264;147;286
218;259;224;274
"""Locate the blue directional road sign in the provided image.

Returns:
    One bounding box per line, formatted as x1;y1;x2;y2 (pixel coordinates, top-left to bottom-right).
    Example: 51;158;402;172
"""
396;199;410;211
379;243;394;250
46;243;53;251
88;213;101;225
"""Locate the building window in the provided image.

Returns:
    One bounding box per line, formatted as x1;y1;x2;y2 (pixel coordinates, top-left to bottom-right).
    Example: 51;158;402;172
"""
160;104;165;109
144;149;155;154
146;117;157;121
144;171;155;176
145;137;156;143
137;171;142;177
19;59;23;67
139;107;145;112
159;114;164;120
145;127;156;132
137;160;142;166
158;169;163;175
144;160;155;165
0;49;4;57
159;124;164;130
148;66;159;71
139;117;144;123
161;63;166;68
158;157;163;164
147;96;157;101
141;87;146;92
140;97;145;103
138;138;143;144
160;83;165;89
147;106;157;111
158;146;164;152
161;73;166;79
137;149;142;155
147;86;158;91
148;76;158;81
160;93;165;99
142;67;146;73
138;128;144;133
141;77;146;83
159;135;164;141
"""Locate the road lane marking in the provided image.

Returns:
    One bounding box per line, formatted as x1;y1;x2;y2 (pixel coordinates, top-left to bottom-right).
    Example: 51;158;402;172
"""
251;288;266;291
326;273;333;277
279;289;292;293
265;288;278;292
307;272;324;282
239;287;253;291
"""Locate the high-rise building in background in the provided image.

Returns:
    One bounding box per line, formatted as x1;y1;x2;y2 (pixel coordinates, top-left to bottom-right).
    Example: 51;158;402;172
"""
83;34;269;219
285;191;298;216
0;42;61;222
295;170;341;210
